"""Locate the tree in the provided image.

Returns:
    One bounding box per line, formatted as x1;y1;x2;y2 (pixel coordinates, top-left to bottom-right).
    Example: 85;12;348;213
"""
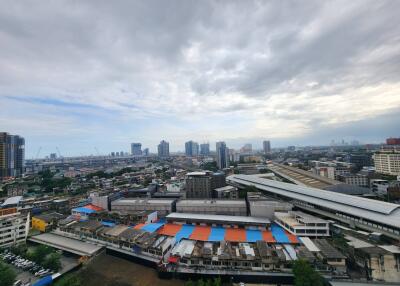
43;252;61;271
54;274;81;286
184;280;194;286
0;261;16;286
292;260;324;286
29;245;53;264
213;277;222;286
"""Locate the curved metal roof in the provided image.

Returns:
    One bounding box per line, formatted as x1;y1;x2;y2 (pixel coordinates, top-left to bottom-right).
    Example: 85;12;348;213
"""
227;175;400;229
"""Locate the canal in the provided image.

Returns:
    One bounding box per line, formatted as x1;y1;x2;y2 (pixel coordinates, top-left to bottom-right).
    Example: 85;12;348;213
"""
77;252;184;286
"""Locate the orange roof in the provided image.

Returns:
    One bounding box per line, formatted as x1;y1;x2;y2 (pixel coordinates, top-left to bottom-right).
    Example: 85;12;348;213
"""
158;224;182;236
285;231;299;243
262;231;276;243
190;226;211;241
84;204;103;211
225;228;246;242
133;223;145;230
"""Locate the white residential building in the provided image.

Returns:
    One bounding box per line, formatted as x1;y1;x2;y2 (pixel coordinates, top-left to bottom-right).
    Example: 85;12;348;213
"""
0;208;30;247
374;151;400;176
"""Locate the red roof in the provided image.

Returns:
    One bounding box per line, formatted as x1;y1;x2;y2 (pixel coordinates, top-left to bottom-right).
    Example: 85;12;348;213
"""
168;256;179;264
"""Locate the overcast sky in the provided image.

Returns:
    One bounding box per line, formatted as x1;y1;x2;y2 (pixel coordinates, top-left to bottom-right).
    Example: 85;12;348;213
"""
1;1;400;157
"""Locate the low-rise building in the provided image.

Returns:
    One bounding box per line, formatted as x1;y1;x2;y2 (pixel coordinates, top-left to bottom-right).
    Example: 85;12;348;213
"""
31;212;64;232
111;198;176;216
0;208;29;247
337;173;369;188
176;199;247;216
213;185;239;199
247;192;292;219
274;211;330;237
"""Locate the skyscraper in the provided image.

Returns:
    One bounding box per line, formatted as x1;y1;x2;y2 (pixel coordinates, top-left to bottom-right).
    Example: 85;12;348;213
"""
216;141;229;169
131;143;142;156
0;132;25;179
185;140;199;157
200;143;210;156
263;140;271;154
158;140;170;157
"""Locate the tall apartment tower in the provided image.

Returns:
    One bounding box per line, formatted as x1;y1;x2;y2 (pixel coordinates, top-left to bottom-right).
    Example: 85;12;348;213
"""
263;140;271;154
216;141;229;169
0;132;25;179
200;143;210;156
185;140;199;157
131;143;142;156
158;140;170;157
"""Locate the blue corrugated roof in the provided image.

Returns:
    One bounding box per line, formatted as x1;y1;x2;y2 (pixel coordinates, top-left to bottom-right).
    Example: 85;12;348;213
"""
271;224;290;243
246;229;263;242
208;227;226;241
32;275;53;286
175;225;195;242
141;222;165;232
72;207;96;214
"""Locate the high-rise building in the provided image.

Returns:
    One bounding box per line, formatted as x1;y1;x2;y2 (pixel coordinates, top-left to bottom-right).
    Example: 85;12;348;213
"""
185;171;226;198
158;140;170;157
374;150;400;176
263;140;271;154
185;140;199;157
216;141;229;169
240;143;252;153
131;143;142;156
0;132;25;179
143;148;149;156
200;143;210;156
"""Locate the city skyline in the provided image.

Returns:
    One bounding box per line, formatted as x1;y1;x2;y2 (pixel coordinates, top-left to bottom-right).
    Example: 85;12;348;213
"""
1;1;400;157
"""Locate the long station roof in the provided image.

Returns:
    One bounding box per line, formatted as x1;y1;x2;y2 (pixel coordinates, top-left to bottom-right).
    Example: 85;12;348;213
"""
227;174;400;229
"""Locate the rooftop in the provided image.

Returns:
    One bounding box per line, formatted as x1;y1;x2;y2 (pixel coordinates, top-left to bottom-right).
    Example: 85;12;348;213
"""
176;199;246;206
167;212;270;225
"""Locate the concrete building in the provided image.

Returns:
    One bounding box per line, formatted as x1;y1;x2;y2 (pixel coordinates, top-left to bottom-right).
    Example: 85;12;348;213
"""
166;212;270;229
213;185;239;199
143;148;149;156
200;143;210;156
274;211;330;237
374;150;400;175
111;198;176;216
263;140;271;154
158;140;170;158
337;173;369;188
185;141;199;157
216;141;229;169
131;143;142;156
185;171;225;198
0;132;25;179
176;199;247;216
0;208;29;247
247;192;292;219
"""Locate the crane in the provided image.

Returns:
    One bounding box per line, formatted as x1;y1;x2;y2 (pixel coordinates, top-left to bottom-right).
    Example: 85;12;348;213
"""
35;147;42;159
56;147;62;158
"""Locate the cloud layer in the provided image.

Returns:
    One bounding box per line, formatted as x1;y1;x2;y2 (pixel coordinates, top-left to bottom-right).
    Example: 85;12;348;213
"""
1;1;399;157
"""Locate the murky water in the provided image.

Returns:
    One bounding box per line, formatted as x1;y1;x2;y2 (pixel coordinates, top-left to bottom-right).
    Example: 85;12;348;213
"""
78;253;184;286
